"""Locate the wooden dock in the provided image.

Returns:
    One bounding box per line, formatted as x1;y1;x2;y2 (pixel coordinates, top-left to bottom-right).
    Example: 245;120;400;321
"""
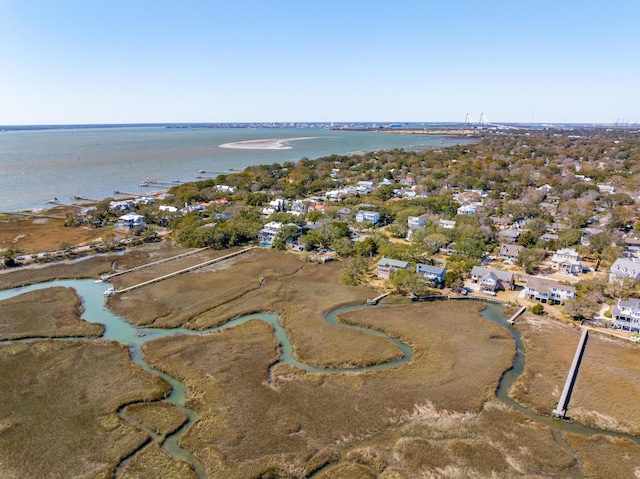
508;306;527;325
108;247;255;295
552;328;589;419
367;293;390;305
101;246;214;281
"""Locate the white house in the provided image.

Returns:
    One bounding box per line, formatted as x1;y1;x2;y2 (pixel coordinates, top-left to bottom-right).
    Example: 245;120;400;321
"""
609;258;640;283
439;219;456;229
356;210;380;224
612;298;640;333
408;214;430;229
407;213;430;239
115;213;146;231
525;277;576;305
551;248;582;274
457;204;477;215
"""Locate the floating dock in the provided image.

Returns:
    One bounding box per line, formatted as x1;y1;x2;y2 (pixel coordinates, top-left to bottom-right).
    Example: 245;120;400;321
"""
552;328;589;419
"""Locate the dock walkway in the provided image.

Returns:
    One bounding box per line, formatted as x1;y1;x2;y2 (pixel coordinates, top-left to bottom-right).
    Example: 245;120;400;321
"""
102;246;213;280
508;306;527;325
552;328;589;419
367;293;390;305
109;247;255;295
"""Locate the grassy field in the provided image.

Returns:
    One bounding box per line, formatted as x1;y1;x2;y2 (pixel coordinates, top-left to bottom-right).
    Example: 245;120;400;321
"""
141;300;517;478
0;286;103;339
120;444;197;479
0;241;193;290
0;340;170;479
3;244;640;477
0;207;113;254
123;401;187;437
511;314;640;435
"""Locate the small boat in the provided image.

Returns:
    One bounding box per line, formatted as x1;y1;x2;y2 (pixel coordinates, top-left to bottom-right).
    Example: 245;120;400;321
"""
103;287;115;297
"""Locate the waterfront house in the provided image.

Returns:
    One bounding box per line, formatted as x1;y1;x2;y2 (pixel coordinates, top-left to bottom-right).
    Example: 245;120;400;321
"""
416;264;446;287
525;277;576;305
612;298;640;333
114;213;146;232
376;256;411;279
109;200;134;212
258;221;301;247
551;248;582;274
356;210;380;224
470;266;514;292
609;258;640;283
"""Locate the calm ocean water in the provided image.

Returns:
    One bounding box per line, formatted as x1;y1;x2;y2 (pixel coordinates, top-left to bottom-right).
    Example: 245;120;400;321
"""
0;127;464;212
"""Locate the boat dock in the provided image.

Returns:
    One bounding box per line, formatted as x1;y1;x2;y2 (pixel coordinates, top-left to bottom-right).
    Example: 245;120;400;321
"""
367;293;390;305
552;328;589;419
107;247;255;295
100;246;215;281
508;306;527;325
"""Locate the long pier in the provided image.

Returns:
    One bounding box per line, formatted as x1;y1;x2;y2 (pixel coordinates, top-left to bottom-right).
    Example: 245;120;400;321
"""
553;328;589;419
109;247;255;295
508;306;527;325
101;246;214;281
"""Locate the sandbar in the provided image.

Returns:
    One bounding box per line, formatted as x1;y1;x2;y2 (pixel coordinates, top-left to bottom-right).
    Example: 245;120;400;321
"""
219;137;317;150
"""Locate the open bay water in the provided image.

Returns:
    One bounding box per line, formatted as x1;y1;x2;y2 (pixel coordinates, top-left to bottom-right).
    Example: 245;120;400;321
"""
0;126;466;212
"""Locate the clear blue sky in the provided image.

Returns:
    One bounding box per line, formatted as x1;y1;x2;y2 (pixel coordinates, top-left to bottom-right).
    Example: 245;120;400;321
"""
1;0;638;125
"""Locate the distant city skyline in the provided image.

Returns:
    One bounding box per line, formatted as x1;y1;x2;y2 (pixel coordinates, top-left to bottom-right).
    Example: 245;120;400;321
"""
1;1;638;126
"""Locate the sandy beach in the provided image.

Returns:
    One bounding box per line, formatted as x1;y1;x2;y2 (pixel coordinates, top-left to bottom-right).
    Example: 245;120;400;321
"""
219;137;317;150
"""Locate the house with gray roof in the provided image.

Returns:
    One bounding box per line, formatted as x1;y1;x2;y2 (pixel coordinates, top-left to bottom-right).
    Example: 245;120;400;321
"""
376;256;411;279
470;266;515;292
525;277;575;305
416;264;446;287
609;258;640;283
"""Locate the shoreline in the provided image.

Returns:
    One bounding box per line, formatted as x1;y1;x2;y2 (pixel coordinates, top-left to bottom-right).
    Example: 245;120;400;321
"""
219;137;318;150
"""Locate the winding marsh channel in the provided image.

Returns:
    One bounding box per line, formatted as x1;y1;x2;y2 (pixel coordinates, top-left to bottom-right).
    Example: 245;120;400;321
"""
0;279;638;477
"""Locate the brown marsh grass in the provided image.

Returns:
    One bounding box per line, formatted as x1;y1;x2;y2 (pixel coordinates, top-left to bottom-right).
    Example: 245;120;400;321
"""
0;209;110;253
119;443;196;479
0;241;190;290
0;286;103;339
123;401;187;437
564;433;640;479
512;314;640;435
141;300;516;478
0;340;170;479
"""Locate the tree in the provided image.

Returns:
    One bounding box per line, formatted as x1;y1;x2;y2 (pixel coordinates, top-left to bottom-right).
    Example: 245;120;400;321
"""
531;303;544;315
515;248;546;274
557;228;582;247
331;237;353;257
272;225;301;250
341;257;369;285
564;297;598;321
305;210;324;224
377;184;395;201
389;269;435;296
